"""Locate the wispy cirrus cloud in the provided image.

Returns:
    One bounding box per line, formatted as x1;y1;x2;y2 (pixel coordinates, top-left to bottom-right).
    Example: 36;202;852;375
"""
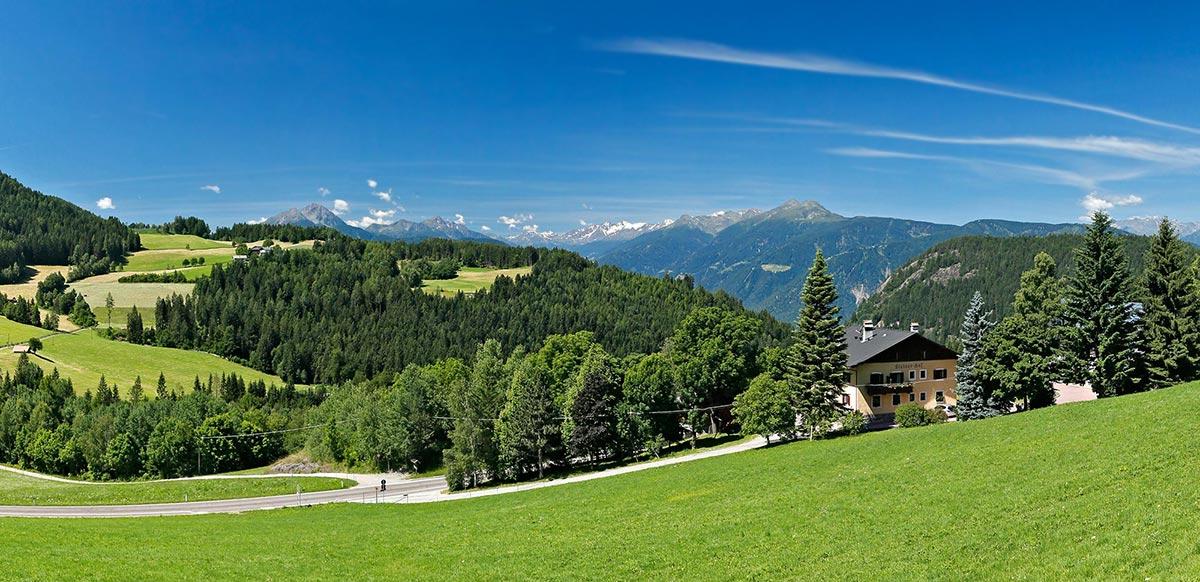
200;184;221;194
600;38;1200;135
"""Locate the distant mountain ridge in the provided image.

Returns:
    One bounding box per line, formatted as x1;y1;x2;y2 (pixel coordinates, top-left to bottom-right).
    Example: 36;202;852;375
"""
264;204;497;243
597;199;1086;322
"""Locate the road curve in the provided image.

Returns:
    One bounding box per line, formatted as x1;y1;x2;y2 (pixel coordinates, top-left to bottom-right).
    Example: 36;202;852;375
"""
0;475;447;518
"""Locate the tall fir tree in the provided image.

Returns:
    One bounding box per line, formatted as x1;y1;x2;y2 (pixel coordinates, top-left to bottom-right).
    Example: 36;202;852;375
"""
977;253;1065;410
496;355;560;479
1065;211;1150;397
954;292;999;420
782;250;848;437
1142;218;1200;386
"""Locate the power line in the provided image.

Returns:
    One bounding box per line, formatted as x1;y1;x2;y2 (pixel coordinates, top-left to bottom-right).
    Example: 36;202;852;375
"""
196;423;324;441
432;403;735;423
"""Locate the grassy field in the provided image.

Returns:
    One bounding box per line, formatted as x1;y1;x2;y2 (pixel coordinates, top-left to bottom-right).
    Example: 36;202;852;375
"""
421;266;533;297
72;280;194;312
3;383;1198;579
123;248;235;272
0;265;68;301
138;233;230;251
94;306;157;328
0;469;352;506
0;317;50;346
0;328;288;397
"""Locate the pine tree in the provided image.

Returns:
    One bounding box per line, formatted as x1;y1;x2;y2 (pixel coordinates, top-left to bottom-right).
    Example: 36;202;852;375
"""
783;250;848;438
1142;219;1200;386
156;372;169;400
128;376;145;402
955;292;997;420
1065;212;1150;397
977;253;1065;410
497;355;560;479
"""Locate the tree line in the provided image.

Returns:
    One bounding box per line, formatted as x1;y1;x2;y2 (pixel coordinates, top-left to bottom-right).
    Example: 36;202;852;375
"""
956;212;1197;417
0;356;321;479
0;171;139;283
144;238;785;384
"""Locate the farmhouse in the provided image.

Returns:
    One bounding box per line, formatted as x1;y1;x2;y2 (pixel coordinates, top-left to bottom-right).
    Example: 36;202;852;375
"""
11;344;30;354
842;321;958;422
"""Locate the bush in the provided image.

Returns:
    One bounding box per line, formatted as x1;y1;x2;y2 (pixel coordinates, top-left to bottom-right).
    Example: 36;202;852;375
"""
895;403;948;428
841;410;867;435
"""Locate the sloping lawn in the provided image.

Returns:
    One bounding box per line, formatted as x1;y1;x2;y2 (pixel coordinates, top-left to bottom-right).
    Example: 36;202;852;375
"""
0;329;288;397
0;470;352;506
2;384;1199;579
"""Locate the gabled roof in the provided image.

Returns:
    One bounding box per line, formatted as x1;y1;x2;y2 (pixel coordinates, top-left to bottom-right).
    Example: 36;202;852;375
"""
844;326;956;367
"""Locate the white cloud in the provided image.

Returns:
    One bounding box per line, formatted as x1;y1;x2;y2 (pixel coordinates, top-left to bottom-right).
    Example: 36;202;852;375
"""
318;187;330;197
600;38;1200;135
579;219;588;226
1081;192;1143;214
374;189;392;203
480;225;492;231
498;213;534;229
454;213;465;225
247;216;268;225
346;208;396;228
332;199;350;215
96;197;115;210
201;184;221;194
367;179;378;189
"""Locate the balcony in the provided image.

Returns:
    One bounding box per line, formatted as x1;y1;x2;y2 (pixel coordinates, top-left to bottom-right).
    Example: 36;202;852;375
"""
863;383;914;396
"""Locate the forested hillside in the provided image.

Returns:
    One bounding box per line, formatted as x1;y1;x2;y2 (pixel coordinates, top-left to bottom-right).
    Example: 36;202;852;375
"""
853;234;1173;345
0;172;139;282
156;238;785;384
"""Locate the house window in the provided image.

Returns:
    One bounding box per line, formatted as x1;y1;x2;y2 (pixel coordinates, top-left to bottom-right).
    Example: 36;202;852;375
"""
908;370;916;381
888;372;904;384
934;368;948;380
919;369;928;380
935;391;945;402
841;394;850;406
870;372;885;385
872;395;881;407
920;392;927;401
908;393;915;402
892;394;901;406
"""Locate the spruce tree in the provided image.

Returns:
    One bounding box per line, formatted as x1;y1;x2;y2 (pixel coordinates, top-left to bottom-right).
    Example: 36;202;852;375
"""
156;372;169;400
1065;211;1150;397
783;250;848;438
564;347;623;464
954;292;997;420
1142;218;1200;386
977;253;1065;410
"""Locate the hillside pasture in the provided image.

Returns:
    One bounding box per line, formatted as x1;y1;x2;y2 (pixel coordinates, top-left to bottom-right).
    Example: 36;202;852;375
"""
138;233;230;251
0;316;49;347
71;280;194;312
0;265;68;301
421;266;533;297
123;247;234;272
0;328;288;397
0;469;352;506
3;382;1199;579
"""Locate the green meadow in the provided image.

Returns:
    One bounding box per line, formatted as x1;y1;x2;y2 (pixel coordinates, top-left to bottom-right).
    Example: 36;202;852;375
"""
3;383;1198;580
421;266;533;297
137;233;230;251
0;470;352;506
0;327;288;397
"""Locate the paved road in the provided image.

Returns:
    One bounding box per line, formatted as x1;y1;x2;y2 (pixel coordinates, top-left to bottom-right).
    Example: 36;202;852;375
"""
0;475;447;518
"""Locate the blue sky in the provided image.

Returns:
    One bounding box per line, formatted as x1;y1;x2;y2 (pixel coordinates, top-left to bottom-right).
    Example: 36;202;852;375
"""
3;1;1200;233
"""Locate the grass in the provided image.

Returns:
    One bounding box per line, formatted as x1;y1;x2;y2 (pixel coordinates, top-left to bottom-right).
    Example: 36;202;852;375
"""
0;265;68;301
0;328;288;397
421;266;532;297
0;469;352;506
94;306;157;328
3;383;1200;579
138;233;231;251
73;280;194;312
0;317;50;346
123;248;234;272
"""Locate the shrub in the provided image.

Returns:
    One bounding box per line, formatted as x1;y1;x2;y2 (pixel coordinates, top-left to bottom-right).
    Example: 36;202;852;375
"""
895;403;948;428
841;410;867;435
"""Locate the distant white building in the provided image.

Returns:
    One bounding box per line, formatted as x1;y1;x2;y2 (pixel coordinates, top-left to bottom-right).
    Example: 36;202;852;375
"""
11;344;30;354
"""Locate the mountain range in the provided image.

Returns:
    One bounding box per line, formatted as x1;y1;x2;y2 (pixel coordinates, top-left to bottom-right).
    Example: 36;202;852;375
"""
264;204;495;243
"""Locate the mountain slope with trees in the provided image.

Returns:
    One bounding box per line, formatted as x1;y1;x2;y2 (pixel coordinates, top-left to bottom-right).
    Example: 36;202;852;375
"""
0;171;139;283
853;233;1175;346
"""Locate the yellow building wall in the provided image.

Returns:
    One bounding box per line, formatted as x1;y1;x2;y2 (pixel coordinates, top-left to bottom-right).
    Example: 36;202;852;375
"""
844;358;957;417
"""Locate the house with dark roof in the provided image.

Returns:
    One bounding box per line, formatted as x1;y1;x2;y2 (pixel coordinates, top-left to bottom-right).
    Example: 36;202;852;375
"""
843;321;958;422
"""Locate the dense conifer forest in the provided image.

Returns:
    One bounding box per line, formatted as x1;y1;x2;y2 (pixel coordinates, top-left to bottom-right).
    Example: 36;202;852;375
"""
0;171;139;282
853;234;1176;345
150;237;785;384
